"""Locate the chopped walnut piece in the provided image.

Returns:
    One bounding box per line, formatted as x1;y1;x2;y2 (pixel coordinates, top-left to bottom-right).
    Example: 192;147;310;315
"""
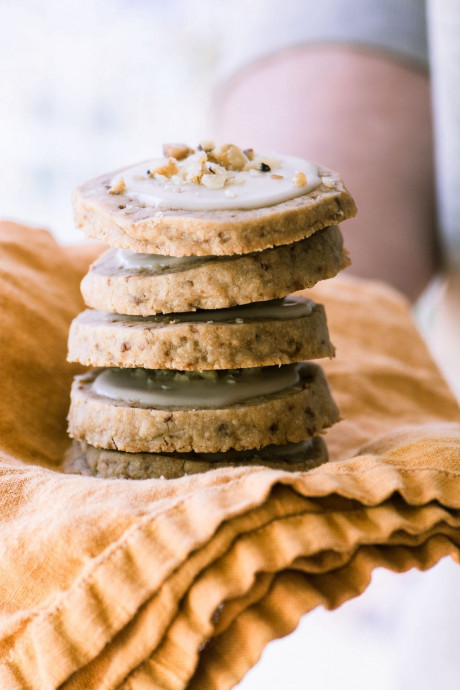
259;156;280;170
293;171;307;186
243;155;280;173
225;145;247;171
243;148;254;160
321;176;336;188
198;139;215;152
182;151;208;183
148;158;179;178
210;144;248;171
162;143;192;160
205;161;227;175
108;175;126;195
201;173;228;189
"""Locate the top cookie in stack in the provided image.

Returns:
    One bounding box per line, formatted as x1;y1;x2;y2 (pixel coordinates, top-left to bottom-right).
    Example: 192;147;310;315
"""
66;142;356;479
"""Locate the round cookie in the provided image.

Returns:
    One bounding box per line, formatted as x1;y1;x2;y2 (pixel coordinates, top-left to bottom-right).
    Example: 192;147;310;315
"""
67;362;339;454
73;159;356;257
80;225;349;315
63;437;329;479
67;297;335;370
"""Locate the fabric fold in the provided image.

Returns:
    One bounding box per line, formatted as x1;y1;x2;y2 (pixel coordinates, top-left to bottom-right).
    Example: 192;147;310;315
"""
0;222;459;690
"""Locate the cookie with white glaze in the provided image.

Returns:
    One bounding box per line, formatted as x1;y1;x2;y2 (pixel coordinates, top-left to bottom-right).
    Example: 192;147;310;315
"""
73;151;356;256
80;225;349;315
67;297;334;370
67;362;339;454
63;437;329;479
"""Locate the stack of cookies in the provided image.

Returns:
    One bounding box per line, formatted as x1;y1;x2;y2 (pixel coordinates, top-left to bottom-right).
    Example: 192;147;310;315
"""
66;143;356;479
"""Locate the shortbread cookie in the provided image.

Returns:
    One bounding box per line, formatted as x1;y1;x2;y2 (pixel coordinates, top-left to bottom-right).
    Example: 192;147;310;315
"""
73;147;356;256
68;362;339;453
67;297;334;370
80;225;349;315
64;437;328;479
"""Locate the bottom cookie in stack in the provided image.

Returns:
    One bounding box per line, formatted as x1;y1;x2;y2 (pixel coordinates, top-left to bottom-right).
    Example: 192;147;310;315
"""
64;437;329;479
66;296;338;478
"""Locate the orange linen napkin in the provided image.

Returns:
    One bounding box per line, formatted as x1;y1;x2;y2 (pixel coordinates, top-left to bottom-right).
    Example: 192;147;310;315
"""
0;220;459;690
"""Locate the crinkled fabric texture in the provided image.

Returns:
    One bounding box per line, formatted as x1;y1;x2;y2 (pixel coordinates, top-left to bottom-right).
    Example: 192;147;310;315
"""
0;221;459;690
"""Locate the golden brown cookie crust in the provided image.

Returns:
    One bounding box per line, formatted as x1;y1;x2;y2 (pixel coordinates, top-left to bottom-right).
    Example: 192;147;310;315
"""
73;164;356;256
67;301;334;370
80;225;349;315
67;363;339;453
63;437;328;479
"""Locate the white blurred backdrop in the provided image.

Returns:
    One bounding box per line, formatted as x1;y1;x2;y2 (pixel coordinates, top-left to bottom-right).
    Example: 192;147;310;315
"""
0;0;250;242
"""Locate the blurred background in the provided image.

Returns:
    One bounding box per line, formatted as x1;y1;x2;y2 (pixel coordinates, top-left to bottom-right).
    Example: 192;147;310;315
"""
0;0;225;243
0;1;459;688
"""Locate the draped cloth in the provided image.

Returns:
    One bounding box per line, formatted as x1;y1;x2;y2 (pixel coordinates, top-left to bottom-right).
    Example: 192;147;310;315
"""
0;221;458;689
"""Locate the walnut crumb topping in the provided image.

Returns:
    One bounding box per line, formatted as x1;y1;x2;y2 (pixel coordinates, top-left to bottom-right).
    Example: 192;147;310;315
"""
293;171;307;186
198;140;215;152
208;144;247;171
201;173;227;190
142;142;287;191
148;158;179;178
108;176;126;195
162;143;193;160
321;176;336;188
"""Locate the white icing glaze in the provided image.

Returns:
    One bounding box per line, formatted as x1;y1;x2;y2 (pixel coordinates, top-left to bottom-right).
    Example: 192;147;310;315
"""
121;154;321;211
92;364;303;409
102;296;314;325
114;248;209;273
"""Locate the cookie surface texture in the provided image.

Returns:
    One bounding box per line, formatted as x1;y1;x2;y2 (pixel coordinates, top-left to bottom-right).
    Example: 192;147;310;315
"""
80;225;349;315
67;363;339;453
67;298;334;370
73;164;356;256
64;437;329;479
